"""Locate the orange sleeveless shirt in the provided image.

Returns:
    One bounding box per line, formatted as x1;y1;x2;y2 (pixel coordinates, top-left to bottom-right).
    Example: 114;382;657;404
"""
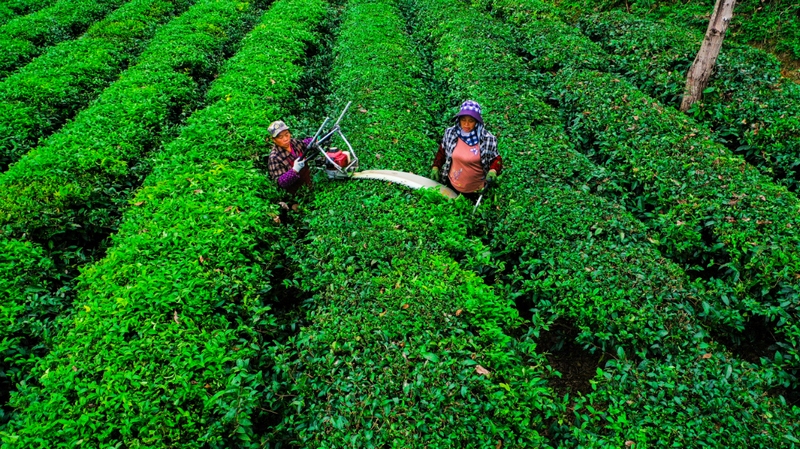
448;137;485;193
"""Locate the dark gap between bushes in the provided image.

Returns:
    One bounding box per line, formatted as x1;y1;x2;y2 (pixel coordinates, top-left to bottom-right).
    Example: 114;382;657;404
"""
249;223;322;445
682;226;730;282
711;315;800;406
289;0;343;135
251;260;309;441
250;3;342;443
537;319;604;398
510;286;539;328
489;244;608;397
397;0;451;131
711;315;781;365
249;201;316;443
771;384;800;407
534;317;608;443
0;375;12;426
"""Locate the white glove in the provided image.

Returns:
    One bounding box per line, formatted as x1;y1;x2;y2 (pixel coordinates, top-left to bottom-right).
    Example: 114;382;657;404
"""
292;158;305;172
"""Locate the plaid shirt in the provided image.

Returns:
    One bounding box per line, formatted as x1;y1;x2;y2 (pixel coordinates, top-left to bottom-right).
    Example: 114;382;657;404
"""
268;138;311;193
433;125;501;178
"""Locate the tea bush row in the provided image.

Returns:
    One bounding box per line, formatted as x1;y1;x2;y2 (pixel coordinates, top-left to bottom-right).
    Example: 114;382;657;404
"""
468;0;800;444
418;0;706;355
0;0;129;78
0;1;264;400
0;0;57;26
557;69;800;370
0;0;196;170
0;0;262;245
0;239;59;427
483;0;800;374
275;185;563;447
1;0;326;444
324;0;433;174
0;0;264;440
472;0;608;72
557;0;800;64
268;0;563;444
579;10;800;190
572;348;800;447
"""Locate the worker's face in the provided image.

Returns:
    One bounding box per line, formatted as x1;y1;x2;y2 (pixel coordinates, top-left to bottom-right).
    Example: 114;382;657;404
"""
272;129;291;149
459;116;477;133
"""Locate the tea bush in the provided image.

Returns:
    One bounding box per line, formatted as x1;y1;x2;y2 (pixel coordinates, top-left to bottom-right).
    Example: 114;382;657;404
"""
572;346;800;447
420;0;712;355
0;0;58;26
268;0;563;445
1;0;325;444
0;0;196;170
0;239;59;427
0;0;129;78
579;11;800;190
0;0;262;244
481;0;800;372
556;69;800;369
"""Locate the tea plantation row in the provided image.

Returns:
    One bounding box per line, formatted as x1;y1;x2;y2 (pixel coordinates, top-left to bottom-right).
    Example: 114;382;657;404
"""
0;0;56;27
266;0;564;445
407;0;799;444
578;10;800;192
0;0;129;78
1;0;799;445
1;0;327;444
482;0;800;378
0;2;269;419
0;0;197;170
557;0;800;66
0;0;260;245
1;0;271;438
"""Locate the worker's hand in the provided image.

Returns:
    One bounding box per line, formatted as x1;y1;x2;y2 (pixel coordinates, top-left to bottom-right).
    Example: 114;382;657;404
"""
486;169;498;184
431;166;440;182
292;158;305;173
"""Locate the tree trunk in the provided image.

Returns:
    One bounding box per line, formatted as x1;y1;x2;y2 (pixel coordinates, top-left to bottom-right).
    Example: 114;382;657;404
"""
680;0;736;112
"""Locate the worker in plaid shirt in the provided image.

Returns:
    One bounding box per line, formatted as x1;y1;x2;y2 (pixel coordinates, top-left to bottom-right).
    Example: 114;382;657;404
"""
431;100;502;201
267;120;313;194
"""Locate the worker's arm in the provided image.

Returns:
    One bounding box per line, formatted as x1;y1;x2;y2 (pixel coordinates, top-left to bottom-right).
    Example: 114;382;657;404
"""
432;142;446;168
269;151;303;189
430;142;447;182
489;155;503;175
276;168;301;188
481;130;502;175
